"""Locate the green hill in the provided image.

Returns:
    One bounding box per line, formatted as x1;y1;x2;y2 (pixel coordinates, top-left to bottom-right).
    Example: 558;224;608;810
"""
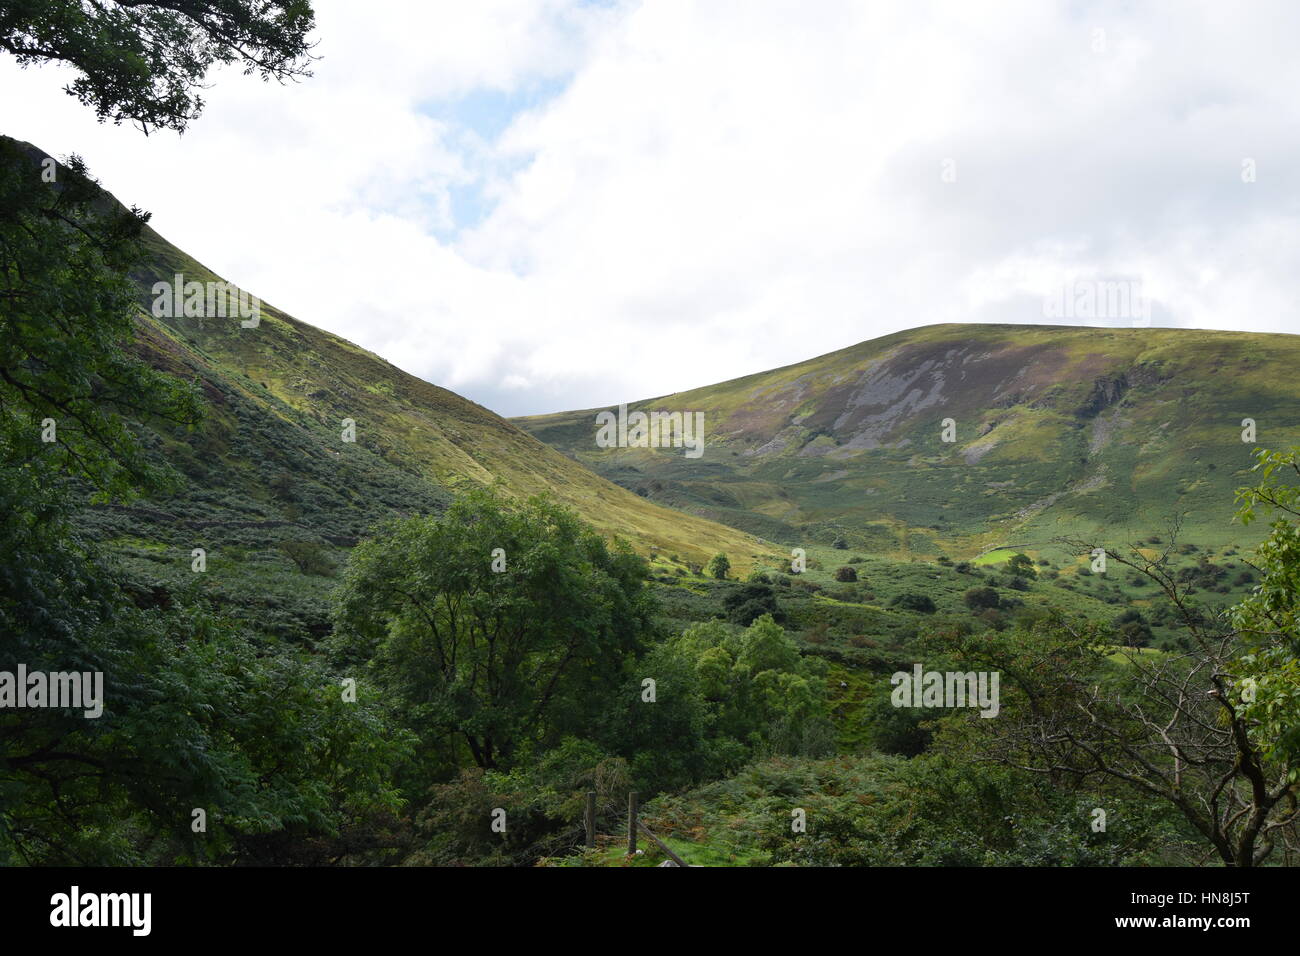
0;136;775;637
515;323;1300;560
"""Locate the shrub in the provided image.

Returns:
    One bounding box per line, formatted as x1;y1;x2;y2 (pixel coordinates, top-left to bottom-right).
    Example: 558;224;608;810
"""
1007;553;1035;577
278;539;335;576
707;553;730;579
724;583;782;625
890;592;936;614
964;586;1001;611
1114;609;1154;647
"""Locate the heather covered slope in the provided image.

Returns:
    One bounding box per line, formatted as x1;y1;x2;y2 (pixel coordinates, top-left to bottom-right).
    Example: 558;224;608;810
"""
515;323;1300;558
130;224;774;557
0;134;777;638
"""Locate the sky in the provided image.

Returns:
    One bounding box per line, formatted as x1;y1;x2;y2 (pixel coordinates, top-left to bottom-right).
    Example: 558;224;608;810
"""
2;0;1298;416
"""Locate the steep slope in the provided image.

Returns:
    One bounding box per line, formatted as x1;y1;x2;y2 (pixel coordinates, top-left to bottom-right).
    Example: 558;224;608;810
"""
1;136;775;635
131;225;774;551
515;323;1300;558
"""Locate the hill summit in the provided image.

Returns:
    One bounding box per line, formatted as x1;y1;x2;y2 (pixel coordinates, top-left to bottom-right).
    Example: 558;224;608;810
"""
515;322;1300;558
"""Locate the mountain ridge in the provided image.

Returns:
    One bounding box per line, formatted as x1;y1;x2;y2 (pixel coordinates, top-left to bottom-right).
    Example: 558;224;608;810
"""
515;322;1300;559
1;134;777;636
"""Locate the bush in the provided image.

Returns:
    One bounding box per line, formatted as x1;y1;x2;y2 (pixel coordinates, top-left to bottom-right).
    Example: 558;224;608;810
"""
724;583;782;625
1007;553;1035;577
834;566;858;582
1114;609;1154;647
707;553;731;579
964;586;1001;611
278;539;335;576
890;592;936;614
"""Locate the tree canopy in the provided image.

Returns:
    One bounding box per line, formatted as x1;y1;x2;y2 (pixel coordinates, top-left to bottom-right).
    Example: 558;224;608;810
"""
0;0;317;132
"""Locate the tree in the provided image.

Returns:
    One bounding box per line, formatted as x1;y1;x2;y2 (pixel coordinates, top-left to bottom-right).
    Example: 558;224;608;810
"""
707;552;731;580
723;582;781;626
937;461;1300;867
1113;609;1153;647
834;566;858;582
1;8;413;863
1;0;317;132
1;139;201;500
672;615;832;762
1232;447;1300;784
333;490;654;772
0;142;404;865
1006;553;1035;577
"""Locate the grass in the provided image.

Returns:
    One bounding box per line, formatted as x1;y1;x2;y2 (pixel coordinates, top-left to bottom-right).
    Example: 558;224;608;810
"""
514;323;1300;564
139;223;778;573
79;217;787;640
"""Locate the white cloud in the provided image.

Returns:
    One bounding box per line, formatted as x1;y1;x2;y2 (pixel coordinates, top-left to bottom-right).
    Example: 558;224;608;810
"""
2;0;1297;415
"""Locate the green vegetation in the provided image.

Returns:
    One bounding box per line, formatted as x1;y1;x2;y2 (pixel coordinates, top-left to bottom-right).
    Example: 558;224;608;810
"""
515;324;1300;563
0;137;404;865
707;552;731;580
0;0;317;133
333;491;653;773
3;1;1296;868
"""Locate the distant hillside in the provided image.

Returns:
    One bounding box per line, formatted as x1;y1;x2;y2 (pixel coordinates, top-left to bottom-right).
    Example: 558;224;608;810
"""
2;136;776;637
515;323;1300;559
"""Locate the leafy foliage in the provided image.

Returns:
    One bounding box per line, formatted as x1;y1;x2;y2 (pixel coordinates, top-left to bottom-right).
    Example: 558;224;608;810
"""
333;490;654;773
0;0;317;132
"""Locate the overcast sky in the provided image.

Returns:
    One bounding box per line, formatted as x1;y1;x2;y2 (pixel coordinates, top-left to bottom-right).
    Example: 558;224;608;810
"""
3;0;1298;416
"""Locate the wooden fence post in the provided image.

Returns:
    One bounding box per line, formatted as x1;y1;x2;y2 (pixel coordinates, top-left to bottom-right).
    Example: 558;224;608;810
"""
585;791;596;849
627;791;638;854
637;820;690;867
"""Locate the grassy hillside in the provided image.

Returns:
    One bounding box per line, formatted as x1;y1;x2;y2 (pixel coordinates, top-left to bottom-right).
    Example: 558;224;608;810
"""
515;323;1300;560
10;130;1293;874
1;135;777;637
